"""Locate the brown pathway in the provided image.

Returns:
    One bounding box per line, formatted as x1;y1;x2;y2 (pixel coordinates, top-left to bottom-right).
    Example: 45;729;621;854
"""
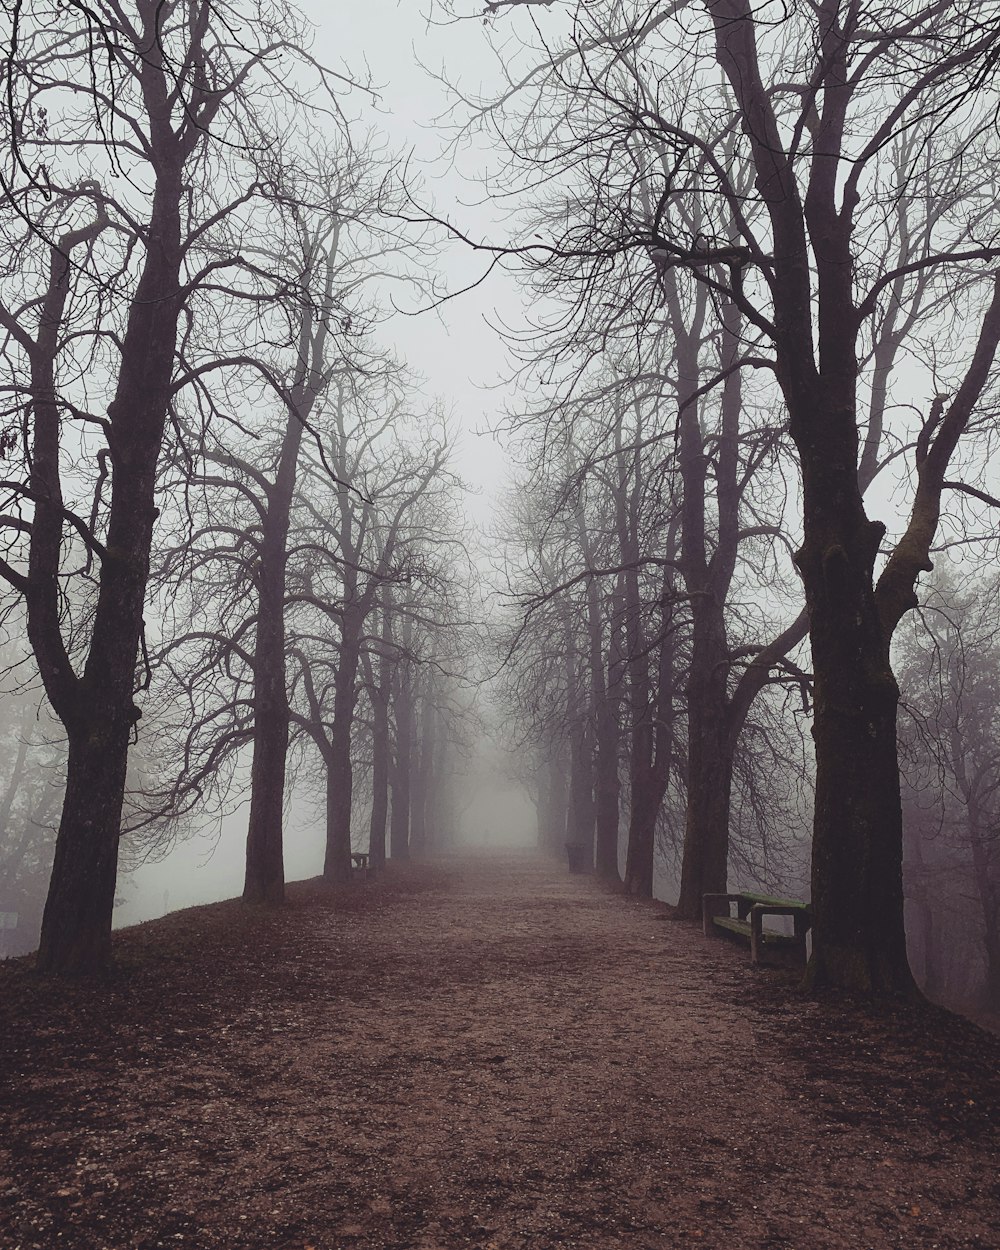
1;851;999;1249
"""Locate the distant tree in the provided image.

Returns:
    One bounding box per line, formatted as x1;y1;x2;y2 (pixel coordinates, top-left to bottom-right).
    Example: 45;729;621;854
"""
0;660;63;956
288;402;457;880
898;572;1000;1011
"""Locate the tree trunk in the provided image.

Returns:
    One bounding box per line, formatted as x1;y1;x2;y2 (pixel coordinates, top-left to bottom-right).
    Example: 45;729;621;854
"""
34;170;183;973
411;687;436;853
390;656;413;861
624;563;677;898
622;560;658;896
539;753;568;855
706;0;921;996
969;819;1000;1010
590;585;622;881
798;454;915;994
323;631;360;885
367;595;393;867
624;748;664;898
676;606;734;918
566;722;595;869
667;274;739;919
243;411;304;903
593;701;621;878
36;717;131;974
369;689;390;869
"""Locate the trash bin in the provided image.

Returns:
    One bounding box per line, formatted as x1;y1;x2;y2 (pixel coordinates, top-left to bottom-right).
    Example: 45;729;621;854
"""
565;842;591;874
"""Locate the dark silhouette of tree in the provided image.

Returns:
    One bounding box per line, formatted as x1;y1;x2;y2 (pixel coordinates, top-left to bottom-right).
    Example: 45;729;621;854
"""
0;0;354;972
459;0;1000;993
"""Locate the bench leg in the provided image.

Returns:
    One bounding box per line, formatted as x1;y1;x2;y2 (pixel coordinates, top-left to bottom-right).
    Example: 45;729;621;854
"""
750;908;763;965
702;894;732;937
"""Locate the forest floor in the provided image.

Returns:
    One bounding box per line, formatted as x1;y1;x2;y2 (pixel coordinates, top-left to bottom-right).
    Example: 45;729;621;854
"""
1;852;999;1250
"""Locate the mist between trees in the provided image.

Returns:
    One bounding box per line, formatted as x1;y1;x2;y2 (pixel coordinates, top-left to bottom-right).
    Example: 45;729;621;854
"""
0;0;999;1016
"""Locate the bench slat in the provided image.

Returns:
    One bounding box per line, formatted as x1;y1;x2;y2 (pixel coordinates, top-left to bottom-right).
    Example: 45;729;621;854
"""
738;891;811;911
713;916;751;937
711;915;801;946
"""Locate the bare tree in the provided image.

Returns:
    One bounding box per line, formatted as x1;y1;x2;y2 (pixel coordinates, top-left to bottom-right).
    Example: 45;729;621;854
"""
457;0;1000;993
898;571;1000;1010
0;0;350;973
288;402;457;880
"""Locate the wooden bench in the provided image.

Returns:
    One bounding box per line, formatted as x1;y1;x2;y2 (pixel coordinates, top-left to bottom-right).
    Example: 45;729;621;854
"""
351;852;372;881
702;891;812;968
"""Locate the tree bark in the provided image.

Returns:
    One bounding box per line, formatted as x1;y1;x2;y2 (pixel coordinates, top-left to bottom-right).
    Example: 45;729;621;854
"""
243;410;304;903
624;569;678;898
367;601;392;868
34;158;184;972
674;588;733;917
322;627;361;885
36;717;130;973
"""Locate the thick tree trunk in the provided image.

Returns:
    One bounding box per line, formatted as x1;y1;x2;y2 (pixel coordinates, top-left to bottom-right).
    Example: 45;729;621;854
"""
707;0;1000;995
676;606;734;919
243;412;304;903
798;439;915;994
624;752;665;898
243;606;290;904
322;756;349;885
807;633;912;993
34;168;183;972
36;718;130;974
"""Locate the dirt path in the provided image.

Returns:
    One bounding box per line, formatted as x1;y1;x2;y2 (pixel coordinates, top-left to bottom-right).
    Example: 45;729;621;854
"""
2;852;999;1249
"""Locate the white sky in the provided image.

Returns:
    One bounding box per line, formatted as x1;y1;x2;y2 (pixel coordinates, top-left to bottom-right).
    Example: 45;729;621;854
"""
302;0;526;524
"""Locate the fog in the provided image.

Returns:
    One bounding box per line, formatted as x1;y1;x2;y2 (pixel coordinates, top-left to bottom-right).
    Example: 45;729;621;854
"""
1;0;999;1021
114;729;539;929
5;5;1000;1244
